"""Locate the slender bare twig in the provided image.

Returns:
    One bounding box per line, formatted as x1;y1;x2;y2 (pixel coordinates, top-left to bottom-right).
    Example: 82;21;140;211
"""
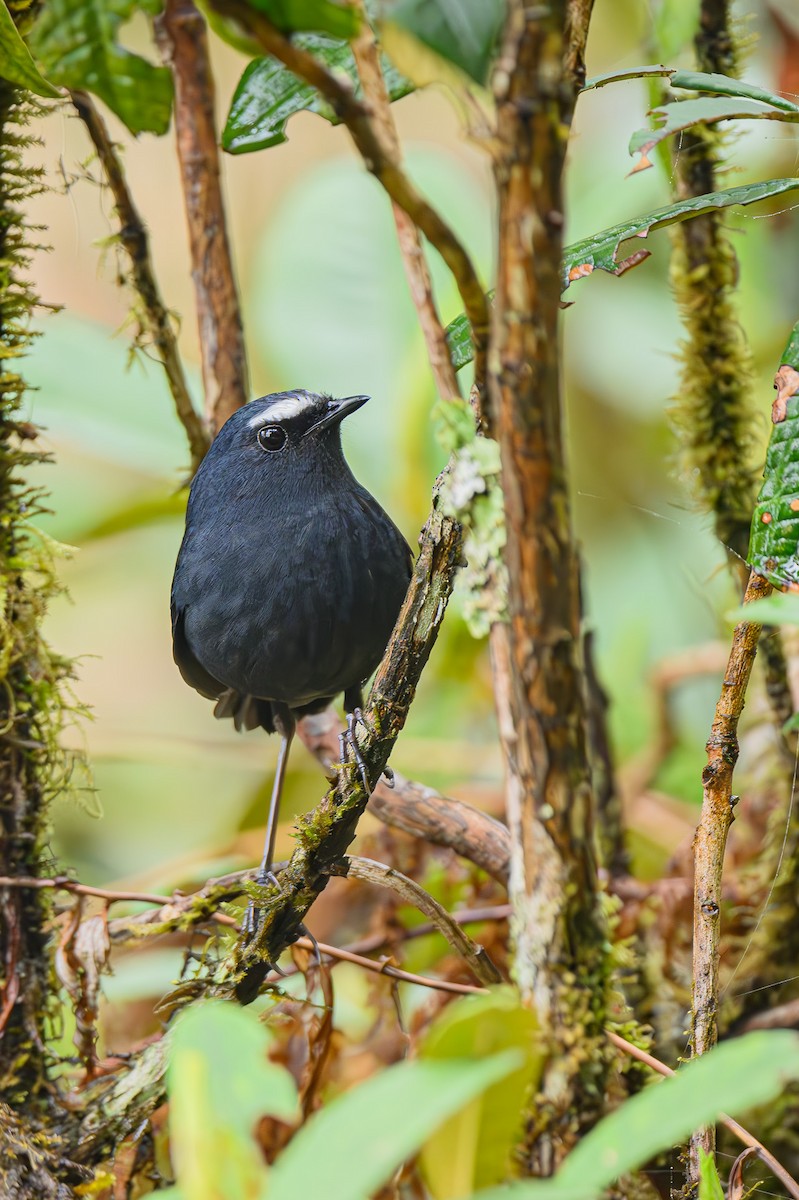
341;855;503;986
296;709;510;883
292;935;485;996
350;6;462;407
0;876;180;907
70;90;210;472
691;569;771;1168
208;0;489;408
154;0;249;433
606;1030;799;1200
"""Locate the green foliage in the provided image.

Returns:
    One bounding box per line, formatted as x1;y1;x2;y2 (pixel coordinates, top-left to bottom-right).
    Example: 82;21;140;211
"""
223;35;412;154
443;180;799;372
435;398;507;637
155;999;524;1200
697;1150;725;1200
245;0;360;39
418;989;543;1197
158;1001;298;1200
728;592;799;625
748;394;799;589
0;3;59;97
383;0;505;86
476;1031;799;1200
28;0;173;136
783;319;799;371
651;0;699;58
629;97;799;172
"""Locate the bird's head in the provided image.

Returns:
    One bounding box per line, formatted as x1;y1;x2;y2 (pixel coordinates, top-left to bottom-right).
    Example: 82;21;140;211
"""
201;390;369;491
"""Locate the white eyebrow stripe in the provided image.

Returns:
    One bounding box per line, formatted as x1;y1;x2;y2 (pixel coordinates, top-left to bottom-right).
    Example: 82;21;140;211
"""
247;396;310;427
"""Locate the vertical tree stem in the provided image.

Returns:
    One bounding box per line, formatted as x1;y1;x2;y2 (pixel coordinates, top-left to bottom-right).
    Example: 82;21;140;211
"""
690;568;770;1170
155;0;249;433
491;2;609;1166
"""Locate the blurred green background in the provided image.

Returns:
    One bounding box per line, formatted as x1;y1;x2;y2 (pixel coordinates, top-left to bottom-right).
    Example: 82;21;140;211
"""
20;0;799;896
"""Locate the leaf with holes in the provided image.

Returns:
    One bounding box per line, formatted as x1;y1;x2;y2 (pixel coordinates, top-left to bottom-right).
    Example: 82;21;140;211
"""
629;95;799;172
748;392;799;591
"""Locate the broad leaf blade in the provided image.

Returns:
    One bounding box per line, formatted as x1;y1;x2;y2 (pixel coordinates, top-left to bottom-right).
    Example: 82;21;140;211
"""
747;391;799;590
697;1150;725;1200
0;2;60;97
727;593;799;625
268;1051;523;1200
670;69;799;113
223;34;411;154
167;1001;298;1200
385;0;504;86
28;0;173;136
419;989;543;1198
247;0;360;39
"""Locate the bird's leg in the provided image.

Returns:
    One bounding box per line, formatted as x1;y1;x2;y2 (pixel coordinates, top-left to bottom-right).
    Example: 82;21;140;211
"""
338;707;371;793
243;705;295;938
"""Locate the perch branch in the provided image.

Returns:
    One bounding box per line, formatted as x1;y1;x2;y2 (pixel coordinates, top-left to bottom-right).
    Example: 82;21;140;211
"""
296;708;510;883
225;496;463;1000
340;855;503;986
209;0;488;407
154;0;249;433
70;90;210;472
690;569;771;1168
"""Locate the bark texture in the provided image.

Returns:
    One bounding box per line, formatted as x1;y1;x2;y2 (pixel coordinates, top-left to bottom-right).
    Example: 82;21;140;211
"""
490;2;610;1167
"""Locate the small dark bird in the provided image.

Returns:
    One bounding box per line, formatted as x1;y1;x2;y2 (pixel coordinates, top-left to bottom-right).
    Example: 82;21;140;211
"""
171;391;412;914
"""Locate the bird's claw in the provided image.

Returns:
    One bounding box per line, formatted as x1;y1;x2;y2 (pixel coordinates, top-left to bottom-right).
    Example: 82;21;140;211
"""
339;708;371;793
241;868;282;939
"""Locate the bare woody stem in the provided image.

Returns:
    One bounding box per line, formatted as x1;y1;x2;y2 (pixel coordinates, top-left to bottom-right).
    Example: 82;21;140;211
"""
209;0;488;408
490;1;609;1161
690;568;771;1169
350;8;461;406
70;90;210;473
155;0;249;434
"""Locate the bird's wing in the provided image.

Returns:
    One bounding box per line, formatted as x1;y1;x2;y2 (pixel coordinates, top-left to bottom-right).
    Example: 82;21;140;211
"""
170;603;226;702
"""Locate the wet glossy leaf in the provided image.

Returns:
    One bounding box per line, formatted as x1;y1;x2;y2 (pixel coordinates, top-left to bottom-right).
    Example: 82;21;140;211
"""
223;34;412;154
268;1051;523;1200
0;2;60;97
419;989;543;1197
385;0;504;86
28;0;172;135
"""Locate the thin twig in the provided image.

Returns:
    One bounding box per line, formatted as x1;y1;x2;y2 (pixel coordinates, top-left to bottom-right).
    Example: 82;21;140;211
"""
69;90;210;473
0;876;186;907
341;855;503;987
691;569;771;1168
154;0;249;434
607;1030;799;1200
350;5;461;406
292;935;484;996
209;0;488;409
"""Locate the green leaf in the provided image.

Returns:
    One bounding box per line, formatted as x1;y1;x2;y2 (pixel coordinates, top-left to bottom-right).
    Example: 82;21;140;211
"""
582;64;677;91
747;392;799;590
385;0;505;87
167;1001;299;1200
0;2;60;97
629;97;799;172
782;319;799;371
223;35;412;154
28;0;173;136
652;0;699;58
727;593;799;625
697;1150;725;1200
419;989;543;1197
443;179;799;371
268;1051;524;1200
477;1031;799;1200
670;69;799;114
246;0;360;39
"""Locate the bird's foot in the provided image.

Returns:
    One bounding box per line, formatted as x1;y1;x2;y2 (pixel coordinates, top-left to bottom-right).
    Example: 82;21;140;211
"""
339;708;371;793
241;868;282;941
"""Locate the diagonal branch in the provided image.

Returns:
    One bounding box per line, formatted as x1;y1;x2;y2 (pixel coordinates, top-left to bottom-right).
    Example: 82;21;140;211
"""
155;0;250;434
70;90;210;473
690;568;770;1169
230;495;463;1002
209;0;489;408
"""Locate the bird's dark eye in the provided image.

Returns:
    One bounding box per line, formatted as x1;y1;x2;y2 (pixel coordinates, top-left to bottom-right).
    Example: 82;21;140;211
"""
257;425;287;453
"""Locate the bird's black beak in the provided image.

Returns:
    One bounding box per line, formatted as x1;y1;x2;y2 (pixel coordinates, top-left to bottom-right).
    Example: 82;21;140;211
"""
306;394;370;436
